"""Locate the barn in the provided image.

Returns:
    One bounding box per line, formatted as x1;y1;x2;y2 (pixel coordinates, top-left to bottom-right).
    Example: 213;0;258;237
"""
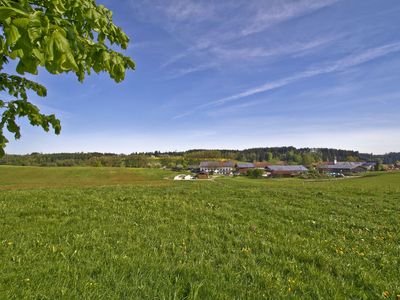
318;162;367;175
266;165;308;177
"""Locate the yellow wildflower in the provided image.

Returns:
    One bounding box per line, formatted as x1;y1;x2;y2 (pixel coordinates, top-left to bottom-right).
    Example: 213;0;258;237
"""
335;247;344;254
383;291;390;298
241;247;251;253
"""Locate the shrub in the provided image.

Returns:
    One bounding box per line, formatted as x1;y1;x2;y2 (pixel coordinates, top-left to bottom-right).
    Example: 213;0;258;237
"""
247;169;264;179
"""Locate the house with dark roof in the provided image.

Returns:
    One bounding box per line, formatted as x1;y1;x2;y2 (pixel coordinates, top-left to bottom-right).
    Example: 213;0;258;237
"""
199;161;235;175
266;165;308;177
318;162;367;175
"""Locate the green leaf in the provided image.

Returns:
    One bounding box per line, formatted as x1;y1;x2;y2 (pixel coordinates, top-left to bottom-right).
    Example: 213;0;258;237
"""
22;57;39;74
32;49;45;65
45;35;55;62
0;7;28;21
27;16;43;42
98;32;105;43
8;49;24;59
16;60;25;74
15;58;38;75
53;30;69;53
7;119;21;139
6;24;21;45
12;17;29;30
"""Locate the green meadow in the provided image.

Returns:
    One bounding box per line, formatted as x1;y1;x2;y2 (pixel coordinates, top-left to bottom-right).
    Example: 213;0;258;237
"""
1;166;399;299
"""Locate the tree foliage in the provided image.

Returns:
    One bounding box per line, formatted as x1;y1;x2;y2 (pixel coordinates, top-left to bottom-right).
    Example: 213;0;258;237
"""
1;148;395;168
0;0;135;155
247;168;264;179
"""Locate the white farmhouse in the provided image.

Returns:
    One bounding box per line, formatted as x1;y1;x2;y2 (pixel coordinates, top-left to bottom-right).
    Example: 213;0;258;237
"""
199;161;235;175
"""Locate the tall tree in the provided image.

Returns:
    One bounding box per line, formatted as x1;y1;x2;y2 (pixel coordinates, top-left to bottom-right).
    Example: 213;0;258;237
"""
301;153;316;166
0;0;135;156
266;152;273;161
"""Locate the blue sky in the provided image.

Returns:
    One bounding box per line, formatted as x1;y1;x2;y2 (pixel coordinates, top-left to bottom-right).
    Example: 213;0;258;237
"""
5;0;400;154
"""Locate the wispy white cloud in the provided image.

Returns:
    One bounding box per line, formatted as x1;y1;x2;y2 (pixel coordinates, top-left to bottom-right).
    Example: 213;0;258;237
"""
220;90;400;117
161;0;215;23
206;99;273;117
240;0;339;37
166;36;336;79
160;39;213;69
165;35;339;78
161;0;340;68
131;0;215;25
214;36;337;59
210;42;400;105
174;42;400;118
167;63;218;79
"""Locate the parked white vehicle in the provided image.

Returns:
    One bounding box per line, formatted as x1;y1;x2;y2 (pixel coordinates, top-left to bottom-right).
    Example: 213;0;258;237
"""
174;174;195;180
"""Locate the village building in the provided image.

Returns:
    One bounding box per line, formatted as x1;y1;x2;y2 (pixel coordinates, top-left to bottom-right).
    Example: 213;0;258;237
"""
199;161;235;175
318;162;368;175
236;163;255;174
266;165;308;177
362;162;377;171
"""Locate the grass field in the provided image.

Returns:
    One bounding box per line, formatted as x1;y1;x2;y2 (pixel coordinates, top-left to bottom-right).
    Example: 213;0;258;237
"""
1;166;399;299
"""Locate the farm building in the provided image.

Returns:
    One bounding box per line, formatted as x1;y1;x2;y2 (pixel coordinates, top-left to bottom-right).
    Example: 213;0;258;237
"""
362;162;377;171
199;161;235;175
236;163;255;174
266;165;308;177
318;162;368;175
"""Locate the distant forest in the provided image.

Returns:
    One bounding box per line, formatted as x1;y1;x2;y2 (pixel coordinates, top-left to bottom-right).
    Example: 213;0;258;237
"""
1;147;399;168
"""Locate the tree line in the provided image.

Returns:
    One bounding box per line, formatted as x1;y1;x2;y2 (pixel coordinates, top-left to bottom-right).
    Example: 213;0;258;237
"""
1;147;398;168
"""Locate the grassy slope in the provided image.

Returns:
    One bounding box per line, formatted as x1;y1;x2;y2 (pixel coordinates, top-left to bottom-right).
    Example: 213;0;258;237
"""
0;166;174;189
0;167;399;299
